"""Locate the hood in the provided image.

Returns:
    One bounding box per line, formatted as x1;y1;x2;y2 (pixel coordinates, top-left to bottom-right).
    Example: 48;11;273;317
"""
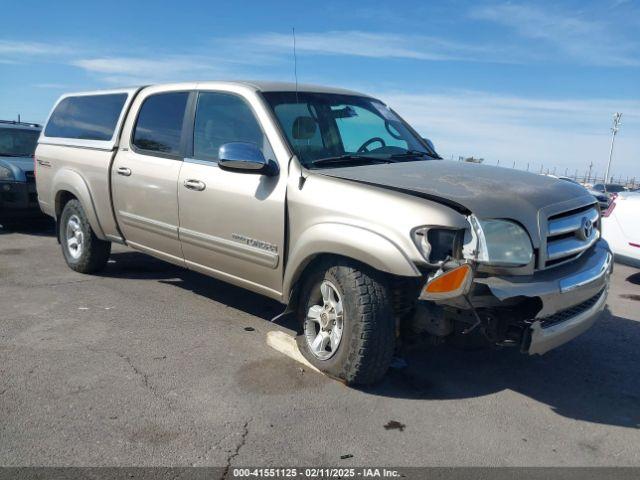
0;155;34;182
317;160;594;247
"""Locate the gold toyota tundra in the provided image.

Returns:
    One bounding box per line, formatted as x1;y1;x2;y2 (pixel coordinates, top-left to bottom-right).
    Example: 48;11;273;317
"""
35;81;612;384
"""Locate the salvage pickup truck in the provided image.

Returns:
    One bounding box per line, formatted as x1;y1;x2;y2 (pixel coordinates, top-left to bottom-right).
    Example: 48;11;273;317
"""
35;82;612;384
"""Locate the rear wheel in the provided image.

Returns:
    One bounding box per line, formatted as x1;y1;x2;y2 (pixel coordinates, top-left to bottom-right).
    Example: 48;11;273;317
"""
59;199;111;273
296;259;396;385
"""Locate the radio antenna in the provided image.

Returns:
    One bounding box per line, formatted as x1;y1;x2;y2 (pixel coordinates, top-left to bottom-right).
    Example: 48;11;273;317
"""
293;27;299;103
292;27;308;188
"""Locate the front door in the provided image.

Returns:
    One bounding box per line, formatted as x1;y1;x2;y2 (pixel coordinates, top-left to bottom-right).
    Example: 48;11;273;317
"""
177;91;286;298
112;89;191;265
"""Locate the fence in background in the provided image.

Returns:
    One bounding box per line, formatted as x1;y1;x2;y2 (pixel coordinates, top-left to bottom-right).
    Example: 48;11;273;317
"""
450;156;637;189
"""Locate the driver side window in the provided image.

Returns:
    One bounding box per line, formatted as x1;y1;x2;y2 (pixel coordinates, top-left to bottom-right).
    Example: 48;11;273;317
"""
193;92;273;162
334;105;408;153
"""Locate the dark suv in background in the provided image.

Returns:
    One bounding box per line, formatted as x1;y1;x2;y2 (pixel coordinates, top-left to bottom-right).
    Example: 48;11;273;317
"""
593;183;628;194
0;120;42;224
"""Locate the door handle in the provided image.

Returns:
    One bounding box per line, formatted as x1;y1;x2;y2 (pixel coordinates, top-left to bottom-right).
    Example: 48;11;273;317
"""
117;167;132;176
36;159;51;167
183;179;206;191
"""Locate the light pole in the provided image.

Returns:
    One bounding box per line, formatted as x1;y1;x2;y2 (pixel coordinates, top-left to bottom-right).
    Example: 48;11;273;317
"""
604;113;622;188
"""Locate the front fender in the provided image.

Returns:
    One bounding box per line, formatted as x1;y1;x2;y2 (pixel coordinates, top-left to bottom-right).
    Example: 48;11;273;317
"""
283;222;421;300
52;169;106;239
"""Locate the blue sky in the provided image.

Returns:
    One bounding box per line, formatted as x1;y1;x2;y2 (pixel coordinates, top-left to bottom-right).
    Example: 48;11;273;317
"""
1;0;638;180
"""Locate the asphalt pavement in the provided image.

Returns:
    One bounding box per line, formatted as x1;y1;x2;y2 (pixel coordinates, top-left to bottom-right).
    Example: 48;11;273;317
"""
1;220;639;467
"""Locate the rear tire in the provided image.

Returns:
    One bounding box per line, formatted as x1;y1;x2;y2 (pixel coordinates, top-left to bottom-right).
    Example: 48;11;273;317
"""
296;258;396;385
59;199;111;273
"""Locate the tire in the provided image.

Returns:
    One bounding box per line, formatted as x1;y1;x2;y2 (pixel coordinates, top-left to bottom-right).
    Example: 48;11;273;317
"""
296;258;396;385
59;199;111;273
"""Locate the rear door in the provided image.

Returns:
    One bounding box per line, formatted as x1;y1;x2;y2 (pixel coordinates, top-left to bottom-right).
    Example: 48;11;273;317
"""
112;86;194;265
177;89;287;298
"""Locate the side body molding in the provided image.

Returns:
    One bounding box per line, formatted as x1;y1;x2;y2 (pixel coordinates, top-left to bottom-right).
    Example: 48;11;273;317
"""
52;169;106;240
282;222;421;300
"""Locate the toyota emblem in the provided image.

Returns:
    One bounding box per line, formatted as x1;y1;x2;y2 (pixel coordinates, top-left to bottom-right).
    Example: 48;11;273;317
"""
579;217;593;240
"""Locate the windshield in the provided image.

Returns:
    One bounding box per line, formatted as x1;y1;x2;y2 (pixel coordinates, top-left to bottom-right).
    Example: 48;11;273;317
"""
262;92;435;168
0;128;40;157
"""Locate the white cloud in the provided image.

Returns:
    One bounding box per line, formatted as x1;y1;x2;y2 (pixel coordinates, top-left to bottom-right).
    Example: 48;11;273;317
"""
376;90;640;180
0;40;74;57
242;31;505;63
71;56;227;84
33;83;70;89
227;22;640;67
471;4;640;67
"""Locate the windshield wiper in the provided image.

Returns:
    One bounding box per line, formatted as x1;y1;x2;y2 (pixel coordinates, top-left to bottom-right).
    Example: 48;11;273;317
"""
0;152;29;157
310;155;393;168
389;150;439;160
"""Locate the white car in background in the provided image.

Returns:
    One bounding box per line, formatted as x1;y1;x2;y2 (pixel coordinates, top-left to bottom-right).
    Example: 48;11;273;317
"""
602;192;640;267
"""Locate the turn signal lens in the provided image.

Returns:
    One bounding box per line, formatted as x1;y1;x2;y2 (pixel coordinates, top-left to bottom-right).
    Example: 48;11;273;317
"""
602;199;617;218
421;264;472;300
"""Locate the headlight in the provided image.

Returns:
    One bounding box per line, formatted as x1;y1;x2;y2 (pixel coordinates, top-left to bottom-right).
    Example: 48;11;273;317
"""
412;227;463;264
468;216;533;267
0;165;14;181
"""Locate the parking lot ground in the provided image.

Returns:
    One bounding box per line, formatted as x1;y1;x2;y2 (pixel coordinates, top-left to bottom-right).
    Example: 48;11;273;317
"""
1;221;639;467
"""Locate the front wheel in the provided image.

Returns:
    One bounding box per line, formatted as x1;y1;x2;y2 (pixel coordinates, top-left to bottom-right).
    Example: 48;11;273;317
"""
59;199;111;273
296;259;396;385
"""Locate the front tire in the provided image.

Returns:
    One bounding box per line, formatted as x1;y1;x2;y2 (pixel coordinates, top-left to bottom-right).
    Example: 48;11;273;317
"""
296;259;395;385
59;199;111;273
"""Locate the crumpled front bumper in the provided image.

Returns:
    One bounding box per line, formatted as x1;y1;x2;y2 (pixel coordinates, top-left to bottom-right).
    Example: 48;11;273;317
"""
474;239;613;355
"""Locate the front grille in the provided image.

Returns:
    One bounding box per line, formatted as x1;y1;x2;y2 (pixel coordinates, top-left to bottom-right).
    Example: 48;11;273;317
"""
539;289;605;327
24;171;35;183
544;203;600;268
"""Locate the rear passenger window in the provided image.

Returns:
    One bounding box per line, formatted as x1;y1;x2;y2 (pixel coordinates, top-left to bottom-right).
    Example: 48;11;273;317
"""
193;92;272;161
44;94;127;140
133;92;189;155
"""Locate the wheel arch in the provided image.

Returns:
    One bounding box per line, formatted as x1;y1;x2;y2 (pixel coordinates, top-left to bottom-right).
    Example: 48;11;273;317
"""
53;169;106;240
282;223;421;304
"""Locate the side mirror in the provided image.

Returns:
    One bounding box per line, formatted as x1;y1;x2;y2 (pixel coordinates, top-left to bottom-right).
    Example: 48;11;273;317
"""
218;142;278;176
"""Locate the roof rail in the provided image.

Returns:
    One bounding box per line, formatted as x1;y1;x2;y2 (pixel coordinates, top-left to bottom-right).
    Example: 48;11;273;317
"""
0;119;42;128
